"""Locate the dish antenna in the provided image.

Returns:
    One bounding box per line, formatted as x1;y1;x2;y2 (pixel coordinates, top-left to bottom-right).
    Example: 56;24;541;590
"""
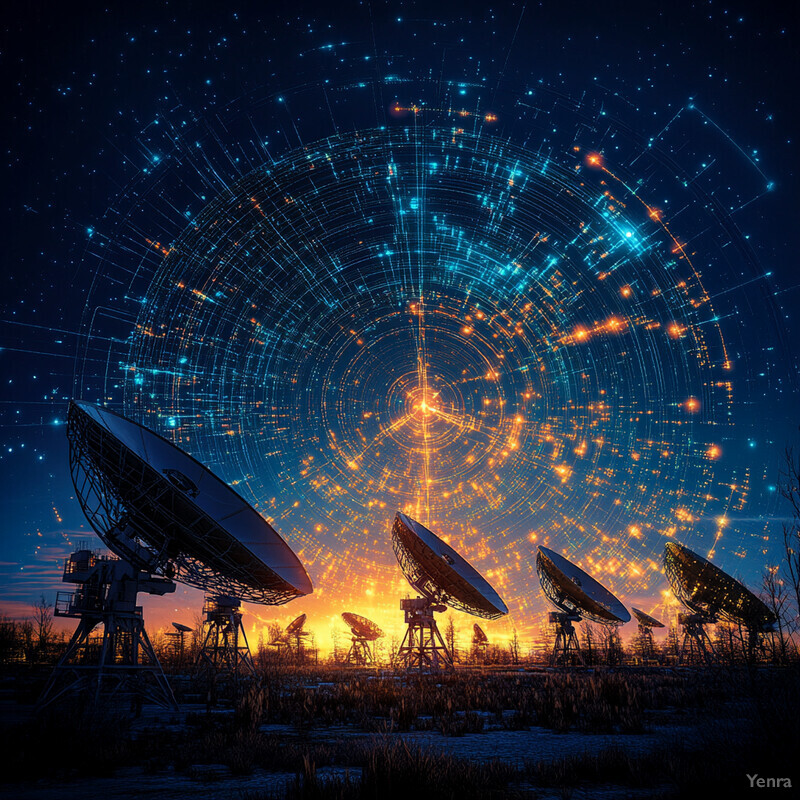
283;613;310;659
471;623;489;664
536;546;630;665
42;400;311;707
391;512;508;671
341;612;384;666
472;623;489;645
631;607;664;664
663;542;777;663
164;622;193;664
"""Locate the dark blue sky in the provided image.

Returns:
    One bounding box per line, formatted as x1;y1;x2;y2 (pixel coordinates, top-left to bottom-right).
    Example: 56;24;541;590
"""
1;0;798;635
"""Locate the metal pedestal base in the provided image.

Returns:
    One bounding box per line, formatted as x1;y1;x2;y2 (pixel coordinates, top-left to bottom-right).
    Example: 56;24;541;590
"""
678;613;716;664
397;597;453;671
197;595;255;679
549;611;584;666
40;550;176;710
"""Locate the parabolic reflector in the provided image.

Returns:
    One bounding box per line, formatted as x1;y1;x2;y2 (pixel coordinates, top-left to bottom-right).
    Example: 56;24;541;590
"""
631;607;665;628
67;400;312;604
472;623;488;644
285;613;308;636
342;612;384;641
536;546;630;624
663;542;777;631
392;512;508;619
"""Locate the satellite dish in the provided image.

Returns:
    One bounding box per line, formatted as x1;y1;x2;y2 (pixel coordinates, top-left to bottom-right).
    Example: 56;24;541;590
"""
172;622;193;633
341;612;384;642
631;608;665;629
67;400;312;603
536;546;630;665
285;613;309;637
392;512;508;618
536;547;630;624
391;512;508;671
472;623;488;645
664;542;776;631
663;542;778;663
42;400;312;708
341;612;384;666
631;608;663;665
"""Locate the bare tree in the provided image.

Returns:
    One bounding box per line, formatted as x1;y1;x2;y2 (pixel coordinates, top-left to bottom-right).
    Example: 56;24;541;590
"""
762;566;794;663
581;622;597;665
32;594;53;660
664;624;680;663
444;615;458;663
508;627;520;665
331;627;343;664
388;634;399;668
780;448;800;629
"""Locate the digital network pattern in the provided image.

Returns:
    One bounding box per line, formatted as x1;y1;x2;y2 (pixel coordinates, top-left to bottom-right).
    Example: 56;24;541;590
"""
75;67;789;632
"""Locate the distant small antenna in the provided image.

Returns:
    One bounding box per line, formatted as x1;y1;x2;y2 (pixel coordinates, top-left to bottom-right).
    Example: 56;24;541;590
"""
471;623;489;664
341;612;384;666
631;607;664;664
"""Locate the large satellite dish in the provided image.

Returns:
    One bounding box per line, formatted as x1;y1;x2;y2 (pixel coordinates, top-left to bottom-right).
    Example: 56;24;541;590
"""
341;612;384;642
341;612;384;666
663;542;777;663
67;400;312;603
536;547;630;624
664;542;776;631
391;512;508;671
285;613;309;637
42;400;312;708
536;546;630;665
392;512;508;619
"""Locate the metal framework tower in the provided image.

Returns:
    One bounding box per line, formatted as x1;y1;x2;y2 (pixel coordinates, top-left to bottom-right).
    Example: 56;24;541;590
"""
40;549;176;709
346;636;372;666
635;625;657;663
397;597;453;671
197;595;255;678
548;611;584;666
677;613;716;664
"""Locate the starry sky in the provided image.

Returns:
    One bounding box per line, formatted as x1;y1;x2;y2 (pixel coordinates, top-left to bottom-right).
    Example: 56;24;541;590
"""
2;0;798;650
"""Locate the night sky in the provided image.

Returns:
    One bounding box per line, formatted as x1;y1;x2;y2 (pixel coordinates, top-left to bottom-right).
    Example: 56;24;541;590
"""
2;0;798;649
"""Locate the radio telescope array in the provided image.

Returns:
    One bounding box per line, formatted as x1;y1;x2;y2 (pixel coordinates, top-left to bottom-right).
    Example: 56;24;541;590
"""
536;546;631;665
41;400;312;708
391;512;508;671
663;542;777;663
341;612;384;666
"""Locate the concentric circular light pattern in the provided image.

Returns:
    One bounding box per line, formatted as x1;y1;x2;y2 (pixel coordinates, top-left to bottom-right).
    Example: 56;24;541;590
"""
123;124;727;612
77;73;786;636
